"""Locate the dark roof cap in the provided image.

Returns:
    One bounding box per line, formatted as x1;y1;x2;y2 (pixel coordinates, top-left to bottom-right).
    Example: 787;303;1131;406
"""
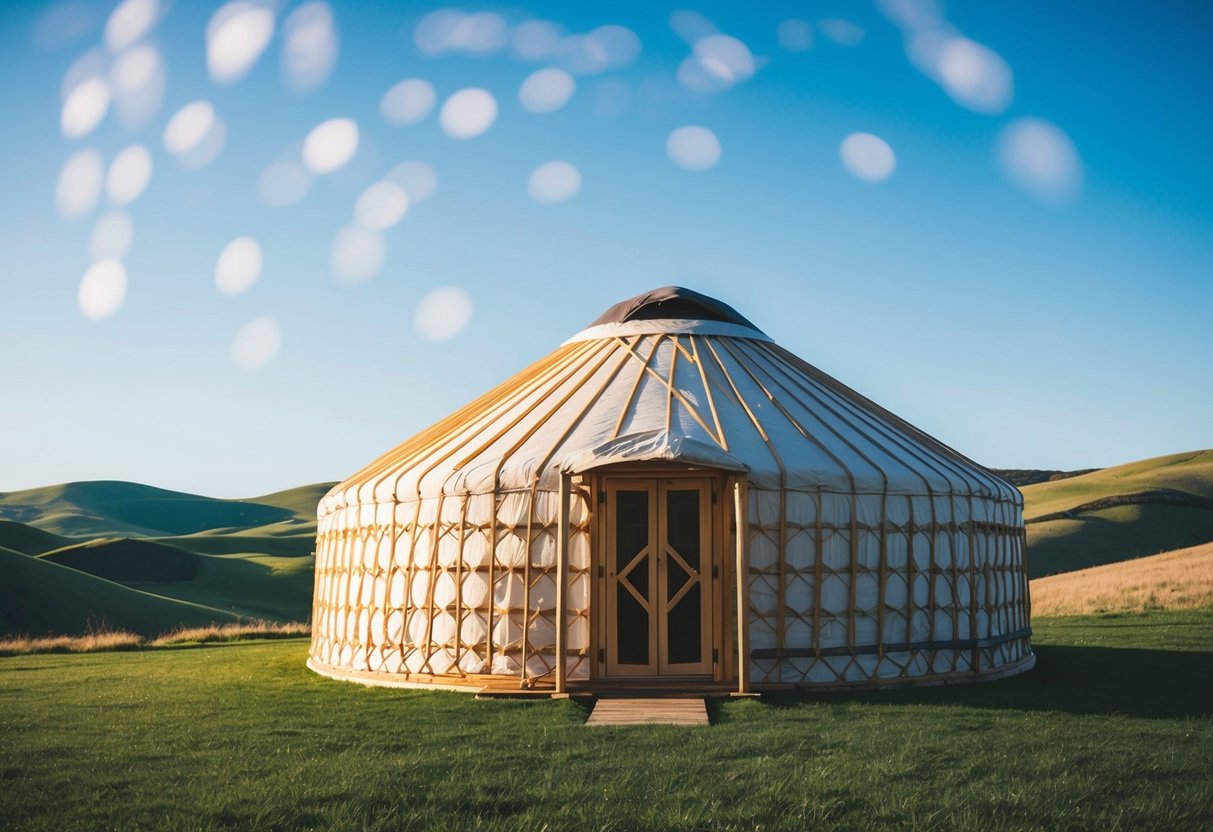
588;286;758;329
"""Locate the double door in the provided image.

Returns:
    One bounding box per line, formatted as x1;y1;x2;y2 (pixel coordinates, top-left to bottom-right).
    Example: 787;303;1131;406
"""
603;477;715;677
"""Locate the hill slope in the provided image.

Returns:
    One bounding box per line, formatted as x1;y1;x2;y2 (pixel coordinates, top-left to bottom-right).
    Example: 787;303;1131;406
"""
0;545;238;637
1023;450;1213;576
0;520;74;555
0;480;323;538
1030;541;1213;616
40;538;199;583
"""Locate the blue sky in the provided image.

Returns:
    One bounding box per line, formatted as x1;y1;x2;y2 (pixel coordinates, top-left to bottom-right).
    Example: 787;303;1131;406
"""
0;0;1210;497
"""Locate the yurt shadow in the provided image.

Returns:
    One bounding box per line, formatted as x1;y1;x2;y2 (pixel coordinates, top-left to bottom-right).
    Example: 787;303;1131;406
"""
746;643;1213;720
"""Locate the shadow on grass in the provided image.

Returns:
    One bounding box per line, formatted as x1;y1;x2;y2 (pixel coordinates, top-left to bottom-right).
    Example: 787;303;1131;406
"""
754;644;1213;720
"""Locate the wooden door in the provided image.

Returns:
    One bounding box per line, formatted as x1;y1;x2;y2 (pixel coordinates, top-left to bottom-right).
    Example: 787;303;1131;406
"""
603;477;714;677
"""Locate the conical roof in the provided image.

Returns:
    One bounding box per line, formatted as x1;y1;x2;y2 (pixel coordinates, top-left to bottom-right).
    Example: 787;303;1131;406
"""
324;288;1018;511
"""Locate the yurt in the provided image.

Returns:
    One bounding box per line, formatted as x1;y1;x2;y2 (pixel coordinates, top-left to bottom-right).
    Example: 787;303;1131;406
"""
308;287;1033;693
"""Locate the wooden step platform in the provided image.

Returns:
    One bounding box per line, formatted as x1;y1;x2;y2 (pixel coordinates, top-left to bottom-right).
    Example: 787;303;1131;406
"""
585;697;709;726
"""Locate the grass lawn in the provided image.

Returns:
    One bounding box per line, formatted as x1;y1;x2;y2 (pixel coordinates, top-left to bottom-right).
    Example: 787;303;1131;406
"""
2;611;1211;832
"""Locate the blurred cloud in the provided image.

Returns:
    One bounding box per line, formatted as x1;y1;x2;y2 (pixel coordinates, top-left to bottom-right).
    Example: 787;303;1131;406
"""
839;133;896;182
231;317;281;370
556;35;609;75
818;19;865;46
354;182;409;230
380;78;436;125
331;224;385;283
55;148;104;220
282;2;338;93
61;76;110;138
909;31;1012;115
215;236;263;295
777;20;813;53
527;161;581;203
105;144;153;205
666;125;721;170
439;88;497;139
104;0;161;53
385;161;438;204
109;44;166;127
163;100;226;169
512;20;562;60
89;210;134;261
998;118;1083;204
414;287;472;342
669;10;716;46
302;118;359;174
519;67;575;114
78;259;127;320
207;1;275;84
880;2;1013;116
588;25;642;69
678;32;756;94
877;0;944;32
256;157;313;207
415;9;508;56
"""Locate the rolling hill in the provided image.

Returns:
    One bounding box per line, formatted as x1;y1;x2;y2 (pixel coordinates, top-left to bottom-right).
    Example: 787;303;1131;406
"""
0;519;73;555
1022;450;1213;577
1030;541;1213;616
0;480;332;634
0;480;335;539
0;545;238;638
39;538;199;583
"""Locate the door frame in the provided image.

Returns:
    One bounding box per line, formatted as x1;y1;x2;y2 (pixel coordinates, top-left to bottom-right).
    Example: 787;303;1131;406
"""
589;467;730;682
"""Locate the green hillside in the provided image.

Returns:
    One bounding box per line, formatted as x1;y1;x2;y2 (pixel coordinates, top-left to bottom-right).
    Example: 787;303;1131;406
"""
40;538;199;583
1023;450;1213;577
0;481;328;635
0;545;237;638
247;482;336;517
0;519;73;555
137;553;316;622
0;480;316;538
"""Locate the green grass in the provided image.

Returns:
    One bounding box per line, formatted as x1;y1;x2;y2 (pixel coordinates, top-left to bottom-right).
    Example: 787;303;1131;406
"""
1;610;1210;832
0;546;237;638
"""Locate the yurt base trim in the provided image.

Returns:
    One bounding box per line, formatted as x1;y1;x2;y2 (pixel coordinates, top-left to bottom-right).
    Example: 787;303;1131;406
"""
306;652;1035;696
780;651;1036;692
750;627;1032;660
306;657;492;693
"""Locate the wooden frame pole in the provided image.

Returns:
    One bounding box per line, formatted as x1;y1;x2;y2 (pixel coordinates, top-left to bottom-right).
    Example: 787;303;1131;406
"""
734;479;751;694
555;474;571;694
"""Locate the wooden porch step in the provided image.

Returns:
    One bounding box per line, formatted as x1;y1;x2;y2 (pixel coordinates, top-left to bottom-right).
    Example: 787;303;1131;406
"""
585;697;709;726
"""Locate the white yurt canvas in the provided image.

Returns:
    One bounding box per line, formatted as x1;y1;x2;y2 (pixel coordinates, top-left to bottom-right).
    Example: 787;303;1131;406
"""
308;287;1033;692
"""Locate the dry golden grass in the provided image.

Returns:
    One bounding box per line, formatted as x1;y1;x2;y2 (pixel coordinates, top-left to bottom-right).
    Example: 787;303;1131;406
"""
1031;541;1213;617
0;630;143;657
150;620;309;646
0;621;309;655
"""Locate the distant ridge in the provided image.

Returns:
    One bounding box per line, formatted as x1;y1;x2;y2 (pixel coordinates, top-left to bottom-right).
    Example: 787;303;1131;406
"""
0;480;335;538
990;468;1100;487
